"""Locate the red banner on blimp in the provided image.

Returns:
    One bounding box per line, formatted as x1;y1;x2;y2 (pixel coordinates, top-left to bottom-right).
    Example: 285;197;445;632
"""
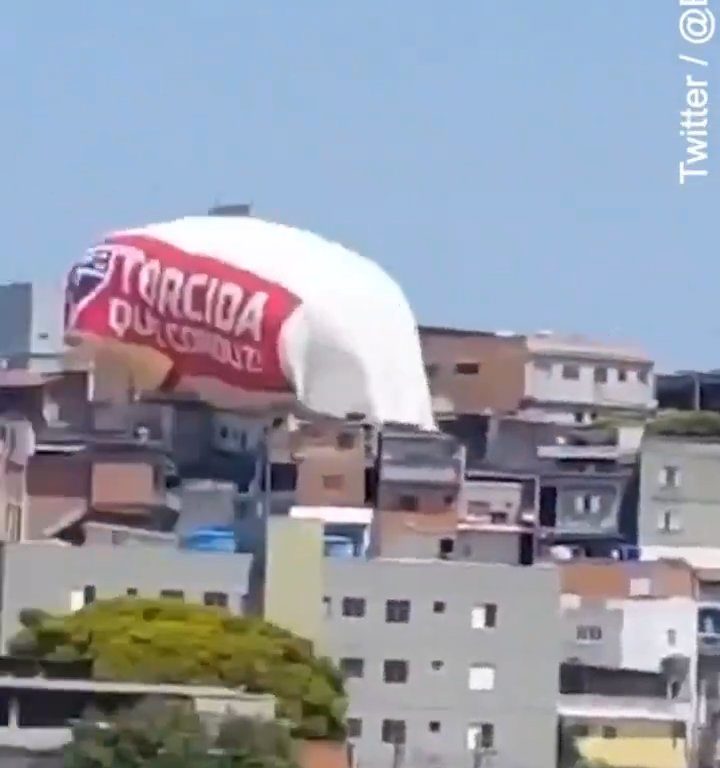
65;234;301;393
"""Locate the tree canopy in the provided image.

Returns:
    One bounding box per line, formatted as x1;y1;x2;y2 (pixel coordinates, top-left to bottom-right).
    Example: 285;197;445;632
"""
9;598;346;741
64;697;300;768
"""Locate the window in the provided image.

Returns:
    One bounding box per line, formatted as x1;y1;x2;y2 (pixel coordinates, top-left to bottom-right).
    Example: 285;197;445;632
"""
219;426;229;439
429;721;441;733
322;474;344;490
471;603;497;629
455;362;480;375
668;629;677;646
617;369;628;382
562;364;580;380
594;367;608;383
638;369;649;384
431;660;444;671
347;718;362;738
69;590;85;612
382;719;406;745
322;596;332;617
659;510;682;533
383;659;409;684
386;599;411;623
669;680;682;699
433;600;446;614
160;589;184;600
83;585;96;605
570;724;589;738
467;723;494;750
336;432;355;450
576;625;603;642
659;466;681;489
602;726;617;739
468;664;495;691
438;538;454;559
535;360;552;374
574;412;584;424
204;591;228;608
340;658;365;679
342;597;366;617
398;494;419;511
629;578;651;597
575;494;601;514
127;588;138;597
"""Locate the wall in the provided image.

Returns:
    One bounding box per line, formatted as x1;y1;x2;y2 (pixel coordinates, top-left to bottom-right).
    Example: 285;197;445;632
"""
263;517;325;651
323;558;560;768
0;542;252;650
569;719;687;768
419;329;528;415
561;595;624;668
639;438;720;548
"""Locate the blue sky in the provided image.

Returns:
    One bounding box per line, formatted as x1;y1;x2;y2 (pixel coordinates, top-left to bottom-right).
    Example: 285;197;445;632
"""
0;1;716;371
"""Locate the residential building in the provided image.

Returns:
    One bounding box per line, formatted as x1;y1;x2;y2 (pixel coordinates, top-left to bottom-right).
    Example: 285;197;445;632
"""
264;516;561;768
559;560;699;768
0;283;68;374
420;325;656;424
522;332;655;424
639;428;720;553
0;541;253;651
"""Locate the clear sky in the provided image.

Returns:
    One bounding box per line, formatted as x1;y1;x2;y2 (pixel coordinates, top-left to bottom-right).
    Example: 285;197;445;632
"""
1;1;716;371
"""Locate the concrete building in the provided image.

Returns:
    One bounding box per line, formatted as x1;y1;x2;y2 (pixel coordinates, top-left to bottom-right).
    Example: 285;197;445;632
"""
420;325;655;425
0;284;67;374
0;542;252;650
264;516;561;768
559;560;699;768
639;432;720;552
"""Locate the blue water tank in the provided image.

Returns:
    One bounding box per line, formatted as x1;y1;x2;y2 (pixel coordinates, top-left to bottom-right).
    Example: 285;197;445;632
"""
324;534;355;559
181;526;236;552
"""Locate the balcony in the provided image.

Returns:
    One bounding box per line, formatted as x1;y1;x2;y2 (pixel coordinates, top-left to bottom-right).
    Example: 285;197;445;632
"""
379;430;464;487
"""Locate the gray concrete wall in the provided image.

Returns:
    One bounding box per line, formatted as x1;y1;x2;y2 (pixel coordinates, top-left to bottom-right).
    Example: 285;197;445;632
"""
639;437;720;547
323;558;560;768
561;597;623;668
0;543;252;650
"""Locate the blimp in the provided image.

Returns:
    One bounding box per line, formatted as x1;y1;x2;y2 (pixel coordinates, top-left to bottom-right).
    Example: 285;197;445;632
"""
64;208;435;431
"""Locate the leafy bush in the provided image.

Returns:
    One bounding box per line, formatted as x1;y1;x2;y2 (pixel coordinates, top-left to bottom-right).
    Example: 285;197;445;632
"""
11;598;346;741
64;698;300;768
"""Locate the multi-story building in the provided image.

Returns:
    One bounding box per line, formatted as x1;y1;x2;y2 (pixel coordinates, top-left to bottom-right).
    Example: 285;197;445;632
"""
559;560;699;768
638;420;720;557
264;516;561;768
0;283;68;374
0;541;253;651
420;326;656;425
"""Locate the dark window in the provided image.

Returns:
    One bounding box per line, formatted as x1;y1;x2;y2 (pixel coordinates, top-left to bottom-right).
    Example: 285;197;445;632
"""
455;362;480;375
160;589;185;600
342;597;366;617
618;369;628;382
340;658;365;679
204;591;228;608
570;724;589;738
83;585;96;605
433;601;446;614
382;719;406;745
398;494;418;511
594;367;608;383
480;723;495;749
484;603;498;628
429;721;441;733
322;596;332;617
439;538;454;559
347;718;363;738
336;432;355;450
126;588;138;597
383;659;409;683
562;364;580;380
386;599;411;623
431;660;444;671
602;726;617;739
219;426;229;439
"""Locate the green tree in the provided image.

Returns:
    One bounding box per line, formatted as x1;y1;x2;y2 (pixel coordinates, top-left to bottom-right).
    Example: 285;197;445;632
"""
10;598;346;741
63;698;299;768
